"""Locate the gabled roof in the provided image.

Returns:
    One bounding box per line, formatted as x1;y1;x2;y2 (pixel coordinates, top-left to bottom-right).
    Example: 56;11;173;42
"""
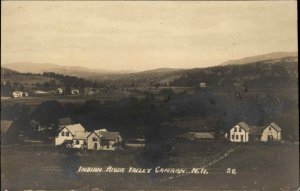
1;120;13;133
73;132;90;140
59;123;85;136
236;122;251;131
269;122;282;132
59;117;73;126
86;131;100;139
87;129;108;139
94;129;108;135
101;132;120;140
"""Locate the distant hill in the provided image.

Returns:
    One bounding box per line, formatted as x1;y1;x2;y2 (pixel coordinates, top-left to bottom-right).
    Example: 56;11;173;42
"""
2;62;117;78
221;52;298;66
137;68;182;74
171;55;298;88
1;67;19;77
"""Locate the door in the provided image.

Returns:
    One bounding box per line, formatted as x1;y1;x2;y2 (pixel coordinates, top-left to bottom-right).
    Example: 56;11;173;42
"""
93;143;98;150
268;135;273;142
241;135;244;142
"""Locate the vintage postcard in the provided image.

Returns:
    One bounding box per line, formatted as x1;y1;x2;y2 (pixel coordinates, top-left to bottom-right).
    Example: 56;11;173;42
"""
1;1;299;190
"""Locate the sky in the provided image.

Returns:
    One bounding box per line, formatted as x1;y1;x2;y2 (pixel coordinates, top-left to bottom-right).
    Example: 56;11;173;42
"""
1;1;298;71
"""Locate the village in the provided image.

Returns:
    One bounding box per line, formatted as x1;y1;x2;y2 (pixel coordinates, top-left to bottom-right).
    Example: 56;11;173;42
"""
1;115;283;152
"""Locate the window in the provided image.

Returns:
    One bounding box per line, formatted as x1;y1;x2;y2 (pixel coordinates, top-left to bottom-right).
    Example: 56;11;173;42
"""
61;131;65;136
234;127;237;132
232;135;234;140
92;138;97;142
76;140;79;145
239;127;241;132
66;132;69;137
269;127;271;131
236;135;239;139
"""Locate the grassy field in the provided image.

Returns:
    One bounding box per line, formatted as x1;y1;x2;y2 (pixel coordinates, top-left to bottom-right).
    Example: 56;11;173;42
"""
1;86;297;106
1;142;298;190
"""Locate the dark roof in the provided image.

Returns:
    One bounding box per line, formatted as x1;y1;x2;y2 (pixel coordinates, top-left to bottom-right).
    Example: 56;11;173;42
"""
249;126;265;135
237;122;251;131
1;120;13;133
59;117;73;125
101;132;120;140
269;122;282;132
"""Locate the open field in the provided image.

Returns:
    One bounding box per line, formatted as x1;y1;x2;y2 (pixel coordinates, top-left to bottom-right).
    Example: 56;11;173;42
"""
1;87;298;106
1;142;298;190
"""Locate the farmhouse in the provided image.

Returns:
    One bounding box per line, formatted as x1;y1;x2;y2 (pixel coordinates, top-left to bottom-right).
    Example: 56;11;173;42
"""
100;132;122;150
199;82;206;88
229;122;250;142
250;122;282;142
87;129;122;150
230;122;283;143
56;88;63;94
86;129;109;150
71;89;80;95
262;122;282;141
55;123;85;146
12;91;28;98
72;131;90;149
87;131;101;150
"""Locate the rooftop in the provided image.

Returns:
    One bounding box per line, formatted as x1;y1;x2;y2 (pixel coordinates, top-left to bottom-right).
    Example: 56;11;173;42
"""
1;120;13;133
237;122;251;131
101;132;121;140
73;132;91;140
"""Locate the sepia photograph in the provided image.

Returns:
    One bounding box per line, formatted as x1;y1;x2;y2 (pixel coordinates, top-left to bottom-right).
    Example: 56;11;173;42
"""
1;1;299;190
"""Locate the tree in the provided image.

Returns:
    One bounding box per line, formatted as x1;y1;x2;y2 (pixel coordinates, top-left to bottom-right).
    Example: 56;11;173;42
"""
30;101;64;131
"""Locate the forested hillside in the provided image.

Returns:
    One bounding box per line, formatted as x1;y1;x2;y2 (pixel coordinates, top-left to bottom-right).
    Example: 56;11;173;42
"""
170;56;298;88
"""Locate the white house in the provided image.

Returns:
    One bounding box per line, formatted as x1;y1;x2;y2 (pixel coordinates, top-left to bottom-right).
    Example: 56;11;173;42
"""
229;122;250;142
99;132;122;150
71;89;80;95
260;122;282;142
56;88;63;94
86;129;107;150
55;123;85;146
12;91;28;98
87;129;122;150
199;82;206;88
230;122;283;143
72;131;90;149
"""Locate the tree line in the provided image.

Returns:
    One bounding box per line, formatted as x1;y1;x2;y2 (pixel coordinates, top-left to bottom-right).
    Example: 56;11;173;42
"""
1;88;298;142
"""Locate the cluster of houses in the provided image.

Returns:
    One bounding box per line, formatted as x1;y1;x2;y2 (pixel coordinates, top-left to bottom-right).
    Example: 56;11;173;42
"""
55;118;122;150
0;116;283;148
164;117;282;143
11;87;95;98
227;122;282;142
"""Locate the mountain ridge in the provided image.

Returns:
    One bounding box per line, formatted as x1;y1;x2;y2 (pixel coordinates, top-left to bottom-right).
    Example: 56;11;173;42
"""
221;51;298;66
